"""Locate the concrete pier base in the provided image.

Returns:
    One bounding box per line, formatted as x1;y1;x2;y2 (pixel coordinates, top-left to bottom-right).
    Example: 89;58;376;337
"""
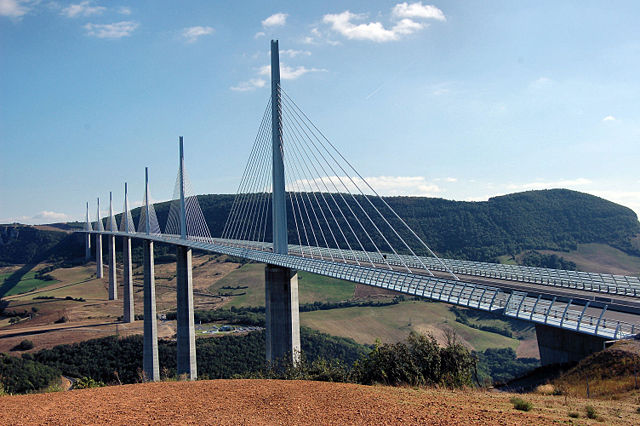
143;240;159;382
122;237;134;323
96;234;103;279
85;233;91;261
265;265;300;364
536;324;607;366
176;246;196;380
108;235;117;300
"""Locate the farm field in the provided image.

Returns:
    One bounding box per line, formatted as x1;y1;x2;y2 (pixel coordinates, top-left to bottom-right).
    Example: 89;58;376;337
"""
540;243;640;276
1;253;539;359
0;267;59;298
300;300;528;354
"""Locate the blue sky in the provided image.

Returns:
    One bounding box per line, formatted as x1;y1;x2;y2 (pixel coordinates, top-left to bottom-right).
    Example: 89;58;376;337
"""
1;0;639;224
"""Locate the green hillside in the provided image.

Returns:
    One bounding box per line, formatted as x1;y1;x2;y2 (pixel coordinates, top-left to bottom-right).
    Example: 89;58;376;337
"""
2;189;638;265
147;189;640;261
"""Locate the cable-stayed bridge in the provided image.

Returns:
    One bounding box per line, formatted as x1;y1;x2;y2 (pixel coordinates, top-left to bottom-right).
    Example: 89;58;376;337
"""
79;41;640;381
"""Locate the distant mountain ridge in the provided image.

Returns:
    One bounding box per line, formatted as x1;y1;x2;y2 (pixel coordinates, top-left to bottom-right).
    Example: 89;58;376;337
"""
1;189;638;265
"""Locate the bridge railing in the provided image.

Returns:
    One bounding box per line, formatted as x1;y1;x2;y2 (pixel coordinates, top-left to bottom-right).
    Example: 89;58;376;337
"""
504;295;638;339
84;230;640;341
214;239;640;298
275;243;640;298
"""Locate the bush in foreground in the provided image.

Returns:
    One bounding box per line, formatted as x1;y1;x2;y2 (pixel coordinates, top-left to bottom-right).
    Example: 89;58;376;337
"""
353;332;475;388
510;397;533;411
72;377;105;390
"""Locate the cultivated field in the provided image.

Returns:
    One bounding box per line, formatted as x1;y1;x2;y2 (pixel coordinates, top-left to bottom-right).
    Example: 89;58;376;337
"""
540;243;640;276
300;300;534;356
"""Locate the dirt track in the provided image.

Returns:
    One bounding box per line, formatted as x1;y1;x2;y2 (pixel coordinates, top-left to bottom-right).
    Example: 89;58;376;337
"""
1;379;635;425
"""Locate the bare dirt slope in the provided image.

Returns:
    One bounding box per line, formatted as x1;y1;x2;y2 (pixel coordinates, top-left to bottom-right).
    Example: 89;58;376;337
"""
1;379;638;425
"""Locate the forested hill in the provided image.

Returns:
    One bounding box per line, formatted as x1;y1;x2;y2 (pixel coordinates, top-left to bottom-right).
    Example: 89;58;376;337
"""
189;189;640;261
386;189;640;260
1;189;638;265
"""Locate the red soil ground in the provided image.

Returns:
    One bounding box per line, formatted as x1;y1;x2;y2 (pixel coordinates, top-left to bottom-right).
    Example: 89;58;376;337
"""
2;379;637;425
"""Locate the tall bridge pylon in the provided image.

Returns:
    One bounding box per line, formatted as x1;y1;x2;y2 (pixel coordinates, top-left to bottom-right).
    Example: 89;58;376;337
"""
266;40;300;364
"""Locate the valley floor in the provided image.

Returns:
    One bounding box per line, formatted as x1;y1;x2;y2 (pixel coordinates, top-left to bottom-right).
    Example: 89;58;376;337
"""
1;379;638;425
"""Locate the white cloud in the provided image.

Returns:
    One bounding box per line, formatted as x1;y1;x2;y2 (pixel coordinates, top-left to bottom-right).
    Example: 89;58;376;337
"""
62;1;106;18
0;0;30;18
392;2;446;21
254;31;266;39
392;18;425;35
602;115;617;122
506;178;592;191
323;11;397;42
231;78;266;92
262;12;287;28
323;3;445;43
1;211;71;225
259;64;326;80
290;176;441;197
118;6;131;15
182;26;214;43
323;10;428;42
84;21;138;39
281;49;311;58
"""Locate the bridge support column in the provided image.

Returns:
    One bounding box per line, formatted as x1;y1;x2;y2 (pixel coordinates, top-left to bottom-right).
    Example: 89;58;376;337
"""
96;234;103;279
535;324;607;366
85;233;91;261
176;246;196;380
265;265;300;364
108;235;117;300
122;236;134;323
143;240;159;381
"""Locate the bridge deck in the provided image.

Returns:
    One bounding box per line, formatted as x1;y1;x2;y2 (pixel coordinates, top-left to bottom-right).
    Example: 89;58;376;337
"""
83;231;640;340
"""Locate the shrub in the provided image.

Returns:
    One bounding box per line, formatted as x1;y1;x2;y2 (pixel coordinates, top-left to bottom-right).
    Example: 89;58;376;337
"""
11;340;34;351
585;405;597;419
352;332;474;388
510;397;533;411
568;412;579;418
54;316;68;324
72;377;105;390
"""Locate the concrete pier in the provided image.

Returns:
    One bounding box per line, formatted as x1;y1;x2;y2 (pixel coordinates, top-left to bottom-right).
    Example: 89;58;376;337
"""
143;240;159;381
85;233;91;261
85;201;92;261
265;265;301;364
108;235;117;300
122;236;134;323
536;324;607;365
96;234;103;279
176;246;197;380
